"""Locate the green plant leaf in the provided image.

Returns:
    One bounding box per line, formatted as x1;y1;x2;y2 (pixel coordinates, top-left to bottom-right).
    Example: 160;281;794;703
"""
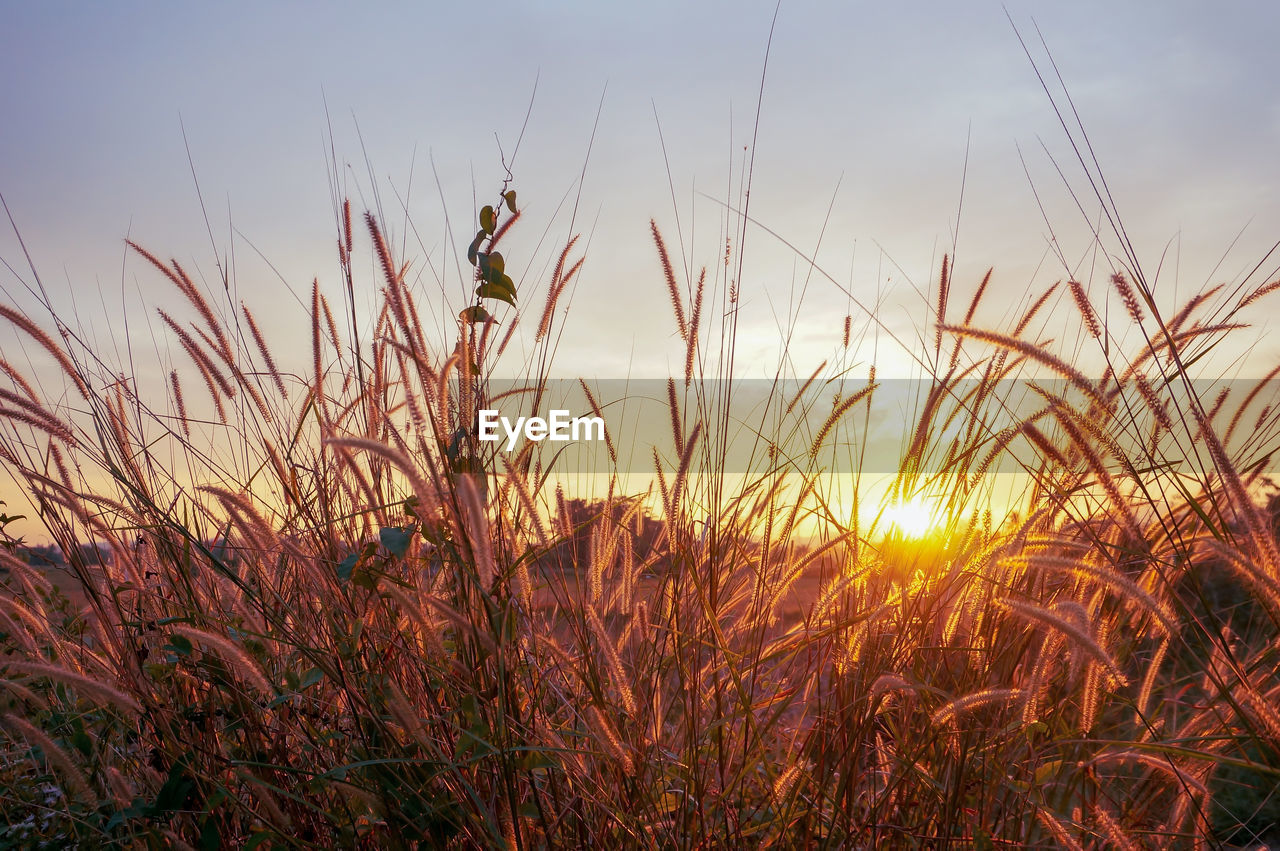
480;205;495;235
504;190;517;214
300;667;324;690
459;305;492;323
380;525;413;558
199;815;222;851
477;251;507;286
337;553;359;583
153;757;198;814
166;634;193;658
467;230;486;265
481;251;505;282
476;281;516;306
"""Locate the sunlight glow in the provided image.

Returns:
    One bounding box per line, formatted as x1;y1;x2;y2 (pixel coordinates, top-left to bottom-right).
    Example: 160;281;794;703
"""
883;495;942;539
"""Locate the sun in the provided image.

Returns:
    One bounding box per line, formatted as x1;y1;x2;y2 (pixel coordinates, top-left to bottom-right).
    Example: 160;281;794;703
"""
882;495;942;539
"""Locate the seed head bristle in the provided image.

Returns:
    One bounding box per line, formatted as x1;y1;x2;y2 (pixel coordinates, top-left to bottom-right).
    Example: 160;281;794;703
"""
1239;277;1280;310
320;293;343;357
931;687;1022;727
241;304;288;399
578;378;615;464
685;267;705;385
651;220;687;341
0;305;89;399
811;382;876;457
489;208;523;248
170;370;190;438
536;239;581;342
963;268;993;326
1035;808;1085;851
1013;282;1060;338
1093;806;1140;851
311;281;325;408
1111;272;1145;323
587;605;637;716
786;360;826;417
342;199;353;254
6;661;142;715
999;598;1126;688
943;325;1106;409
0;357;40;401
0;396;76;446
159;309;235;398
168;257;231;359
935;253;950;354
171;625;272;697
365;212;398;288
1068;280;1102;339
1133;375;1172;431
2;712;97;805
667;377;683;459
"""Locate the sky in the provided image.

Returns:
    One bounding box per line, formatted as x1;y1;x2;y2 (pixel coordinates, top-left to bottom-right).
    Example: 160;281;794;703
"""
2;1;1280;531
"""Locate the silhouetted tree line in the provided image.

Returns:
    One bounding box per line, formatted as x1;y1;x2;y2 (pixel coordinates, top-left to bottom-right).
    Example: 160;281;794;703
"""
13;542;113;567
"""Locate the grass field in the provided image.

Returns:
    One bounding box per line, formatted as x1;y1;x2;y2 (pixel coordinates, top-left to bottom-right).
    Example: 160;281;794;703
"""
2;119;1280;848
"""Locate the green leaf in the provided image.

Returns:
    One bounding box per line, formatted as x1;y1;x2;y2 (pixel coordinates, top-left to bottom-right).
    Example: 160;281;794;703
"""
656;790;684;815
166;634;193;658
199;815;222;851
300;667;324;690
467;230;486;266
476;281;516;306
337;553;359;583
480;205;495;235
153;758;197;814
459;305;492;323
380;526;413;558
520;750;557;771
444;427;468;462
503;190;517;214
477;251;505;283
72;727;92;758
1034;760;1063;785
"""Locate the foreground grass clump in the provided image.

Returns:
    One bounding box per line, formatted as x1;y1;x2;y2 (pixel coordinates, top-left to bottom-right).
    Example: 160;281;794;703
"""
1;181;1279;848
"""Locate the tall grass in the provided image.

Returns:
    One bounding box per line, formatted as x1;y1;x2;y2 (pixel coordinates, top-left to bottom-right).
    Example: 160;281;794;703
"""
1;159;1280;849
